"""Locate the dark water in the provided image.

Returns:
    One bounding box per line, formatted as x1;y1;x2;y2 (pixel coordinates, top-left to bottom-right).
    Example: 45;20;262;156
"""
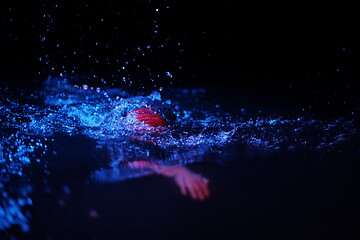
1;1;360;239
1;78;359;239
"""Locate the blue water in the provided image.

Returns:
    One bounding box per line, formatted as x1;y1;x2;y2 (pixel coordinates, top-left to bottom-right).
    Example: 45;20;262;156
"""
1;77;359;238
1;1;359;239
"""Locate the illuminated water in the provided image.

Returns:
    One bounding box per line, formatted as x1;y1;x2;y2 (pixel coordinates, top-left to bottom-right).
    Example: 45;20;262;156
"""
1;2;360;238
1;77;359;238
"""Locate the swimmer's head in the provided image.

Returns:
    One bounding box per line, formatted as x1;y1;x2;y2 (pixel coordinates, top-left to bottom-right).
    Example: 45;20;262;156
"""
125;107;170;134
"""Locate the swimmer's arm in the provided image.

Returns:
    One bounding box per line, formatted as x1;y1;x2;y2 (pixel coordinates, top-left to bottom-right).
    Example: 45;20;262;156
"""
128;160;210;201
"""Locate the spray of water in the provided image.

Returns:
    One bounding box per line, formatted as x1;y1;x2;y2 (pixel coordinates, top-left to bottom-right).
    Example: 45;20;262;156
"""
1;1;359;235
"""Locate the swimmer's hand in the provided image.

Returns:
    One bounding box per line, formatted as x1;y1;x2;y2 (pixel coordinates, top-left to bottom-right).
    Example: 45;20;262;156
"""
159;166;210;201
128;161;210;201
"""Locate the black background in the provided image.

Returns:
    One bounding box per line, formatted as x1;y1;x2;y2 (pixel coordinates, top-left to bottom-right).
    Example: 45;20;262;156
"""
1;2;360;239
1;1;359;113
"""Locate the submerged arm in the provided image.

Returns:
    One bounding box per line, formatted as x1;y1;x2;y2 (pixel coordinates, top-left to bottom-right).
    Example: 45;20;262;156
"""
128;160;210;201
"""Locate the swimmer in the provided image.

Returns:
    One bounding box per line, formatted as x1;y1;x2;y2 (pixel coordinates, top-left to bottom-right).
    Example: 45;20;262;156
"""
123;106;210;201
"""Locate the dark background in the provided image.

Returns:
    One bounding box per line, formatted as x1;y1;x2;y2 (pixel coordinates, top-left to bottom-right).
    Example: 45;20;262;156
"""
1;1;359;115
1;2;360;239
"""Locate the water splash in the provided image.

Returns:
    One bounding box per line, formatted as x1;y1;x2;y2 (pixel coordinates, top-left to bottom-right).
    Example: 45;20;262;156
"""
38;1;181;89
0;86;51;233
23;77;359;153
0;77;358;233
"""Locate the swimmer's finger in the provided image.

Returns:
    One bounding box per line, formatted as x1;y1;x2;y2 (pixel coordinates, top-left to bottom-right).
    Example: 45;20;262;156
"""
200;177;210;197
190;180;205;201
195;184;205;201
185;180;198;200
198;180;210;199
195;180;208;201
175;176;187;196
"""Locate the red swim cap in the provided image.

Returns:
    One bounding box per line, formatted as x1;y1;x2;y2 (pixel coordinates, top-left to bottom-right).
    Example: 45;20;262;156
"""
126;108;169;133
